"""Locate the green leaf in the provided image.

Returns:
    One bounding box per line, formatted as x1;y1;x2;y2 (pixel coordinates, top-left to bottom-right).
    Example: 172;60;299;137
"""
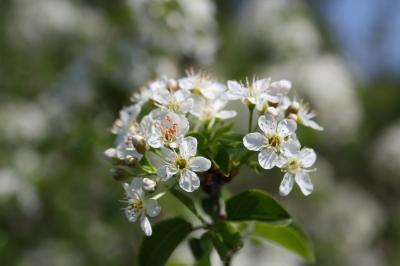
207;222;243;262
189;234;213;266
139;218;193;266
170;187;200;218
213;149;230;175
226;189;291;225
253;223;315;263
207;231;230;262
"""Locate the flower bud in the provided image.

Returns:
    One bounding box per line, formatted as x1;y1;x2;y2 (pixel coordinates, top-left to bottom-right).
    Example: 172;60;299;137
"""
168;78;178;91
104;148;119;164
132;135;148;154
288;113;298;121
125;155;138;167
143;178;157;192
110;167;128;181
266;106;278;116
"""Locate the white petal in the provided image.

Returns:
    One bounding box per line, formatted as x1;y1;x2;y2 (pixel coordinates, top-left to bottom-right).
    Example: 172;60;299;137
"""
281;137;301;157
189;157;211;172
279;173;295;196
258;148;278;169
180;98;193;113
147;135;163;148
215;110;237;120
140;215;152;236
304;119;324;131
269;80;292;96
179;137;197;158
243;133;264;151
295;171;314;196
277;119;297;137
130;177;143;191
157;165;177;181
145;199;161;217
275;155;288;168
161;147;176;161
227;81;247;100
125;208;138;222
299;148;317;168
258;114;277;135
179;170;200;192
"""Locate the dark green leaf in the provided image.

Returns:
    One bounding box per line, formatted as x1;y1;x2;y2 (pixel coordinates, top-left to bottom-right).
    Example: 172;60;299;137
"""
139;218;193;266
207;231;230;262
170;187;200;218
214;222;243;251
214;149;230;175
226;189;291;225
189;234;213;266
253;223;315;263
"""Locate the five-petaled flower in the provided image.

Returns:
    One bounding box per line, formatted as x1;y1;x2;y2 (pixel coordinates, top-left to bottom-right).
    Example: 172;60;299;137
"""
157;137;211;192
276;147;317;196
243;114;298;169
123;178;161;236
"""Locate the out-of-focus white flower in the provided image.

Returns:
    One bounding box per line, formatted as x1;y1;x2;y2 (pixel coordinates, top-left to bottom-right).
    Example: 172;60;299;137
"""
179;72;226;100
227;78;291;111
123;178;161;236
150;79;193;113
281;97;323;131
157;137;211;192
190;96;236;123
276;147;316;196
127;0;218;65
371;121;400;179
0;102;49;142
239;0;321;58
9;0;106;44
243;114;298;169
148;110;189;149
18;240;85;266
0;169;41;215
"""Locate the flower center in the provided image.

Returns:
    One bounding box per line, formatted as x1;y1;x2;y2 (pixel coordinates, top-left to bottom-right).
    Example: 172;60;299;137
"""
168;100;181;112
268;134;281;148
130;199;144;211
176;157;188;169
160;115;178;142
288;159;301;172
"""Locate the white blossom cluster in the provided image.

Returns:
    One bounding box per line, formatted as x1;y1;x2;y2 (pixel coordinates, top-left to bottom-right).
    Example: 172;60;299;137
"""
104;72;322;235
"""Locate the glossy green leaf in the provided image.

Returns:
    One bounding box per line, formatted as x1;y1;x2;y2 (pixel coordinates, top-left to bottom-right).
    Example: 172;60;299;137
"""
253;222;315;263
139;218;193;266
171;187;199;218
189;234;213;266
214;149;230;175
226;189;291;225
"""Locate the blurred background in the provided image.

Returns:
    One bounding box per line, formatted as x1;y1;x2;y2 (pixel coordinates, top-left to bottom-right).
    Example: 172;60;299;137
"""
0;0;399;265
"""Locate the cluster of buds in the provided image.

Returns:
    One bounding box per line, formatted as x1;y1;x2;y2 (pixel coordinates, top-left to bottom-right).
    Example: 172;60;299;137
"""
104;71;322;235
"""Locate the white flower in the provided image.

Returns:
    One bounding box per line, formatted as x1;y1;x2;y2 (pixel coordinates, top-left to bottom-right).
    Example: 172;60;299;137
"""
243;114;298;169
276;147;316;196
190;96;236;123
157;137;211;192
281;97;323;131
147;110;190;149
227;78;291;111
179;73;226;100
150;76;193;113
123;178;161;236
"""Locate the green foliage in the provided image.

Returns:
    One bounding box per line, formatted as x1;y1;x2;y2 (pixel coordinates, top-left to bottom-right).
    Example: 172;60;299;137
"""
189;234;213;266
226;189;292;225
253;222;315;263
139;218;193;266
